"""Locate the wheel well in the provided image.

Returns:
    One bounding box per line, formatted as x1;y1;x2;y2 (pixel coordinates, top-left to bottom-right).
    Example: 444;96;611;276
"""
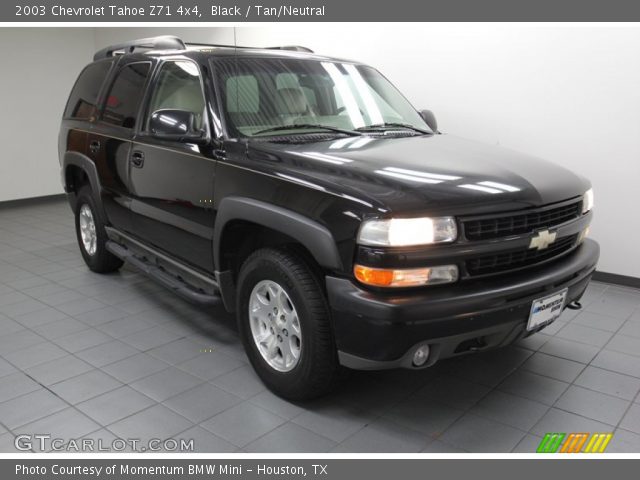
65;165;90;195
218;220;325;281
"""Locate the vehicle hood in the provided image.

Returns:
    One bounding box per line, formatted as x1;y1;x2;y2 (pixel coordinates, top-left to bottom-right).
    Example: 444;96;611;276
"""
246;134;589;215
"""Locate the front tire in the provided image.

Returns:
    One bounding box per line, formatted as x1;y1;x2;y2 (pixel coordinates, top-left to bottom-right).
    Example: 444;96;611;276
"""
236;247;340;400
74;186;123;273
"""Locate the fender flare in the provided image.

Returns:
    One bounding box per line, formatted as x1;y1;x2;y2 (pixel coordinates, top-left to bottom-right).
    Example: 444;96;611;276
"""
62;152;108;224
213;196;343;272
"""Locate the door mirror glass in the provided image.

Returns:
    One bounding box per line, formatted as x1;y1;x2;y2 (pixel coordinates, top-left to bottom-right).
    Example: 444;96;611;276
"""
419;109;438;133
149;109;206;144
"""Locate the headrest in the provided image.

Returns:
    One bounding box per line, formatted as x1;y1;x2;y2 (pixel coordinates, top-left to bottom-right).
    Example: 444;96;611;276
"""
275;88;310;115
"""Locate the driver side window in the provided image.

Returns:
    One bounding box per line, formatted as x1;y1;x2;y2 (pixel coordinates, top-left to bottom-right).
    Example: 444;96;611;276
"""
146;60;206;131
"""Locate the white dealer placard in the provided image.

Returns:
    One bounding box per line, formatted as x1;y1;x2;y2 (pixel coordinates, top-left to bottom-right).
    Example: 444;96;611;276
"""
527;288;568;331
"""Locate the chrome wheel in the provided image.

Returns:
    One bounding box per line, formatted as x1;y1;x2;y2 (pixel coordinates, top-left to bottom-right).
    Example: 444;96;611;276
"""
79;203;97;256
249;280;302;372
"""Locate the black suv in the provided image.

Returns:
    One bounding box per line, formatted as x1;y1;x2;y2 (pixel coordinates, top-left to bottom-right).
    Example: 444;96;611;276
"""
59;36;599;399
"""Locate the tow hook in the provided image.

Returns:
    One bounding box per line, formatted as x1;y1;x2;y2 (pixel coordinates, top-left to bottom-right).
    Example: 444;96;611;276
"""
566;301;582;310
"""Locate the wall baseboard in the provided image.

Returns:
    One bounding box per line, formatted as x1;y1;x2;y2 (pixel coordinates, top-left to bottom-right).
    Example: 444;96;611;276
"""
593;271;640;290
0;193;67;210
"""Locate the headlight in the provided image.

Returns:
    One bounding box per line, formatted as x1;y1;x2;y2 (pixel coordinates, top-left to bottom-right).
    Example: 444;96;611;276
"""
357;217;457;247
582;188;594;214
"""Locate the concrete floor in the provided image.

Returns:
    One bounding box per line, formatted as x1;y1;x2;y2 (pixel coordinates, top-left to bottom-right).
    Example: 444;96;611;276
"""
0;198;639;453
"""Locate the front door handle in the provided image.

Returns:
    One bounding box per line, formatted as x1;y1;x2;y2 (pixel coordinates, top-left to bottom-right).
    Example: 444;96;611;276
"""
89;140;101;154
131;151;145;168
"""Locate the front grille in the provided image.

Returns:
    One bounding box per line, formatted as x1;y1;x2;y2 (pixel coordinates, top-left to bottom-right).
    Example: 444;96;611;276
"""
463;201;582;241
465;234;578;277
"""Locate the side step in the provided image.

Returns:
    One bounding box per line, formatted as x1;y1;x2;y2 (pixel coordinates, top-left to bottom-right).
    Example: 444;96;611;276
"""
106;241;222;307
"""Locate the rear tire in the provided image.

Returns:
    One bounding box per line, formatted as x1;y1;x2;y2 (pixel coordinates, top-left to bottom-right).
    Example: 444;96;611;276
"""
236;247;340;400
75;186;123;273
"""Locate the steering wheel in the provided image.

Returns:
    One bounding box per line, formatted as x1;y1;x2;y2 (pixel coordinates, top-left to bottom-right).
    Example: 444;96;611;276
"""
337;106;365;116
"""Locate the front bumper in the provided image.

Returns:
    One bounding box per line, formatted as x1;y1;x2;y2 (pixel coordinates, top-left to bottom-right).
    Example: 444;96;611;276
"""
326;238;599;370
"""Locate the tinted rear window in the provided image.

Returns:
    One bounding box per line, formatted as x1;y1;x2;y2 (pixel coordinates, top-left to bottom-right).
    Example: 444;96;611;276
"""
102;62;151;129
64;61;112;119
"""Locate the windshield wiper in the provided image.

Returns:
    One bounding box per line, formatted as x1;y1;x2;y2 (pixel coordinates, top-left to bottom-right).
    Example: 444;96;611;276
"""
253;124;362;136
356;123;431;135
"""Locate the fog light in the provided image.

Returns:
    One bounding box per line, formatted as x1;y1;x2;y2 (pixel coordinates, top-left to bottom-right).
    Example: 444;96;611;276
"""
413;345;430;367
577;226;590;244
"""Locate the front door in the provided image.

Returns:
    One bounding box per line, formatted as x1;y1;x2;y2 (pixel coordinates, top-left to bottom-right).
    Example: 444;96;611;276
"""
127;59;216;273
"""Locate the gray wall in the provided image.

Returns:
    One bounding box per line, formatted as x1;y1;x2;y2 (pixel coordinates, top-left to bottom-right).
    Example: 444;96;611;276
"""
0;28;95;201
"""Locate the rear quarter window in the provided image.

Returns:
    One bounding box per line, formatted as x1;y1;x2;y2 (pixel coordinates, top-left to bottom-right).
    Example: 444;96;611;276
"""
64;61;113;120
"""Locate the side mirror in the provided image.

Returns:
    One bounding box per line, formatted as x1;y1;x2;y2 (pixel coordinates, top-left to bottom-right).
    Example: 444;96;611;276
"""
149;109;207;144
419;109;438;133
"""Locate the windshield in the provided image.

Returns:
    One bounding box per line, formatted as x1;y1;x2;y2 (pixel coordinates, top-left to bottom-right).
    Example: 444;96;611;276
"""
212;57;432;137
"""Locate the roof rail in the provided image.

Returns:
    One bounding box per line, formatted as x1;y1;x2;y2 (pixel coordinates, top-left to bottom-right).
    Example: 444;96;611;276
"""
184;42;252;50
93;36;186;61
185;42;314;54
267;46;314;53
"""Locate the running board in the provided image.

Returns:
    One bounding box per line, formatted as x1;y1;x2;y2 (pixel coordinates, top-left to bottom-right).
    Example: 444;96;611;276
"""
106;240;222;307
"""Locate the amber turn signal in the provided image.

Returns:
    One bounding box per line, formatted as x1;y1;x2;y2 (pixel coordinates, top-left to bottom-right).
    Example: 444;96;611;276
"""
354;264;458;288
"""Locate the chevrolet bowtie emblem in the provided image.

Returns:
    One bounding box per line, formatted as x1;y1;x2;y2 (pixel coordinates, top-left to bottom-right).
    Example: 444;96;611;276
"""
529;230;557;250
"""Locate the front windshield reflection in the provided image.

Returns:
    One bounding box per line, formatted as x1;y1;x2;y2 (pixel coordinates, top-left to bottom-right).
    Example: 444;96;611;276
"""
213;57;432;138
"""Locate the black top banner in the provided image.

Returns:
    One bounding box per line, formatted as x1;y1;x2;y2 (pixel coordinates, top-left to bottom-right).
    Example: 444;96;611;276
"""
4;0;640;22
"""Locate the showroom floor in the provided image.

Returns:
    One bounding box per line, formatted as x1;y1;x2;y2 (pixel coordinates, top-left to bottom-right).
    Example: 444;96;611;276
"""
1;198;640;453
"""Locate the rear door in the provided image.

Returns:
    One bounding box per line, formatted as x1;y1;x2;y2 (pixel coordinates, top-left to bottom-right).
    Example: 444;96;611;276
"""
59;59;113;165
126;58;217;272
88;60;152;233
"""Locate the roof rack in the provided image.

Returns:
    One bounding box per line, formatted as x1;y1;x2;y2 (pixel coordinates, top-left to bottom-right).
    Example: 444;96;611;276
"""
93;36;186;61
93;36;314;61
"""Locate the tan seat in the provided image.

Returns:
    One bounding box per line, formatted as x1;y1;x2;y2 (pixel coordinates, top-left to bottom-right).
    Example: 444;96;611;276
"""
153;82;205;129
275;88;315;124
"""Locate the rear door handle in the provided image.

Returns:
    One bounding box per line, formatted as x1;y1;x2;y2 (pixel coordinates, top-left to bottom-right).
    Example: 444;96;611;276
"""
89;140;101;153
131;151;145;168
